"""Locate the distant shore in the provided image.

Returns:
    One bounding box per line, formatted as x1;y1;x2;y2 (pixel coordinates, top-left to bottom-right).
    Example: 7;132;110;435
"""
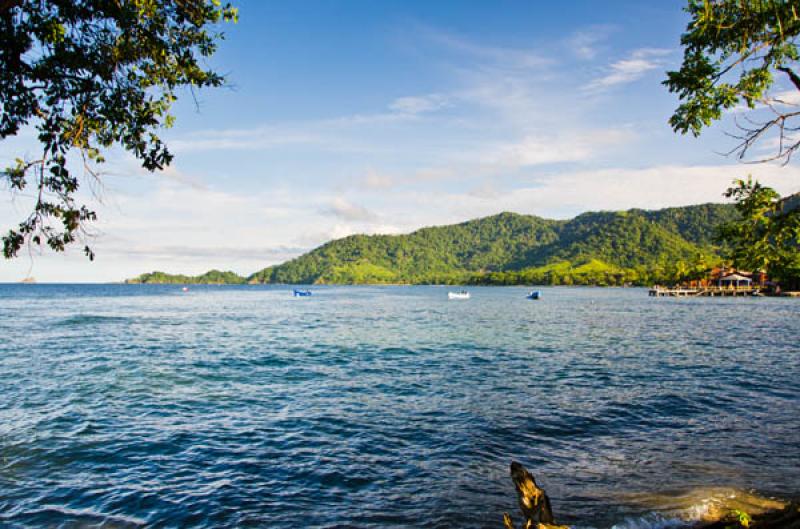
120;278;800;296
123;269;658;288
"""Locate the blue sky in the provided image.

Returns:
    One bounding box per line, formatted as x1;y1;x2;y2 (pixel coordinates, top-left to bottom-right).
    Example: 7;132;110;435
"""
2;0;800;282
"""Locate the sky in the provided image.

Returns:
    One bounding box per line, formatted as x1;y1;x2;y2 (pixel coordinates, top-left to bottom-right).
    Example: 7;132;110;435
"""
3;0;800;282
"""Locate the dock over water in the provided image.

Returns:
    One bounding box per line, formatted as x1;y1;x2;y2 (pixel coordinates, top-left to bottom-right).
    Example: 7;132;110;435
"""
649;286;761;297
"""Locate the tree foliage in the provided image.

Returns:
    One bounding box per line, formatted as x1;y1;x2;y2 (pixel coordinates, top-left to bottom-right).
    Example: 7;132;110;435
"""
719;178;800;287
127;268;245;284
666;1;800;288
665;0;800;163
262;205;731;286
1;0;237;259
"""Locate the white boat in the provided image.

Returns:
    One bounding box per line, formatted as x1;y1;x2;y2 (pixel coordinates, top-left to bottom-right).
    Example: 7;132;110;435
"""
448;290;470;300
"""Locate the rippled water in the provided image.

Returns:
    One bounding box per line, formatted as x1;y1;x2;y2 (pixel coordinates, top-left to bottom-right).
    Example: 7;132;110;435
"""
0;284;798;528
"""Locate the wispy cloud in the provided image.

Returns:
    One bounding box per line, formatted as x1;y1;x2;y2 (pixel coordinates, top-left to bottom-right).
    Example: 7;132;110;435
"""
481;128;634;168
9;17;777;284
389;93;451;115
8;159;799;283
413;166;457;181
169;127;328;153
100;243;308;263
321;197;379;222
380;163;800;222
168;96;446;154
165;25;602;165
360;169;395;190
585;48;672;92
566;26;614;60
418;25;552;71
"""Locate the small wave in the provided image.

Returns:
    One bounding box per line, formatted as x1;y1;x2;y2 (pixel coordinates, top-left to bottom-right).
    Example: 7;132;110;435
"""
9;506;145;528
56;314;130;326
611;513;688;529
622;487;786;524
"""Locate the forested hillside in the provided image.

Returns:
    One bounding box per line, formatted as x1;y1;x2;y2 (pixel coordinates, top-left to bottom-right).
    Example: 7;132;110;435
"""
127;203;738;286
126;269;246;285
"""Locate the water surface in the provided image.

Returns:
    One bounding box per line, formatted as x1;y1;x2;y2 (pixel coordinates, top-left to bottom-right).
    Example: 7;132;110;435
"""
1;285;798;528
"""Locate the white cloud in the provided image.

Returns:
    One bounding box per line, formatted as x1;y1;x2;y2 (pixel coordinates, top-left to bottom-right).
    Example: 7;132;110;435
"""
585;48;672;92
166;97;445;155
418;25;552;71
321;197;379;222
11;22;800;284
525;163;800;213
413;166;457;181
482;128;634;168
5;161;799;283
445;163;800;219
168;127;333;153
361;169;394;190
329;163;799;234
566;26;614;60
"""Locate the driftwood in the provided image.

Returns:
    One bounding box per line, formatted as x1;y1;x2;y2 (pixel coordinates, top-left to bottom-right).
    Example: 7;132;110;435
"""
503;461;800;529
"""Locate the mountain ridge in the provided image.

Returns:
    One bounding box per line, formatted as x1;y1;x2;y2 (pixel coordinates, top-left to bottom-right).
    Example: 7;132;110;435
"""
126;202;738;286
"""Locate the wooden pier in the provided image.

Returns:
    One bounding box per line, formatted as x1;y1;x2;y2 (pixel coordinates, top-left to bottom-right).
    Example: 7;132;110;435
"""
649;286;762;297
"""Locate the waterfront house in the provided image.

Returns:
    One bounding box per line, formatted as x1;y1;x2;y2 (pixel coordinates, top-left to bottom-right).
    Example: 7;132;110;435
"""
681;267;765;289
718;272;752;288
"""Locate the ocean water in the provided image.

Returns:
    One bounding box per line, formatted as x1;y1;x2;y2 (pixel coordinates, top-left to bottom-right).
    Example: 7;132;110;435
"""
0;284;798;528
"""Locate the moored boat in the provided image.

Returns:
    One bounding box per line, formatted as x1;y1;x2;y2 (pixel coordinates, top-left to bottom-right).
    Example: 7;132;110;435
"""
448;290;470;300
293;289;312;297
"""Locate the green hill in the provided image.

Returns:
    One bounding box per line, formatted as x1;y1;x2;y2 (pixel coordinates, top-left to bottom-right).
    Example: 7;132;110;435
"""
126;269;246;284
127;203;739;286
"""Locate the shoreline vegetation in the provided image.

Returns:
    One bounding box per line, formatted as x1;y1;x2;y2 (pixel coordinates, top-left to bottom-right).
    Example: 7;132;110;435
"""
126;203;743;287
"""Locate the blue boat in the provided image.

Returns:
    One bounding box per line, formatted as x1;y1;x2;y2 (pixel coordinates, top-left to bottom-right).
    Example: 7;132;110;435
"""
293;289;312;297
527;290;540;300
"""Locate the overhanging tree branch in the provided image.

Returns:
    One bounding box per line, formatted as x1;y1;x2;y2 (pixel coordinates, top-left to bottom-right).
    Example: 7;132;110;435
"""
0;0;238;259
777;66;800;92
665;0;800;165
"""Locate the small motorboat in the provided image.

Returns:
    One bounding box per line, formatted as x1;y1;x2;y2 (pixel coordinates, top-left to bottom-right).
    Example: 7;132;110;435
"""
526;290;540;300
448;290;470;300
293;289;312;297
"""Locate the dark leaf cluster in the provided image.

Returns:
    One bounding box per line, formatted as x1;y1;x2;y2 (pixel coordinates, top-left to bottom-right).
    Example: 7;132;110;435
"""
1;0;237;258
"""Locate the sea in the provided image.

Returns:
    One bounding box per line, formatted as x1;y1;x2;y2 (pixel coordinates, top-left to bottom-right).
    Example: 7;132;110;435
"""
0;284;798;528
